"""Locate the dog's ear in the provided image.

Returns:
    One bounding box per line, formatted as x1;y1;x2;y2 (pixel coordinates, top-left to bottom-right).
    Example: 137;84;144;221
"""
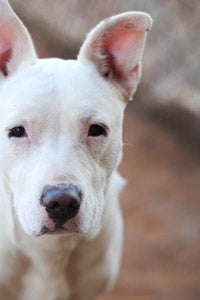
0;0;36;78
78;12;152;102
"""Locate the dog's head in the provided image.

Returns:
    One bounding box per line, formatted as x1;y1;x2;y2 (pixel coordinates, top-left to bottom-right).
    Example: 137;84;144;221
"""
0;0;152;236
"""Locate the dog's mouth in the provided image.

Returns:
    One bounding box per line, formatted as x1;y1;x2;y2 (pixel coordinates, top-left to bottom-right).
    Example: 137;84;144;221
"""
40;225;67;235
40;219;80;236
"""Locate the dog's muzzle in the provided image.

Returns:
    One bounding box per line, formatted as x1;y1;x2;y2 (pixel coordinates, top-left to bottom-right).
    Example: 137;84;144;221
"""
40;184;82;228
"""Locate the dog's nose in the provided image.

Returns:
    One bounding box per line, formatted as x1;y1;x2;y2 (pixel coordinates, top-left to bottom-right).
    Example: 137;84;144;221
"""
40;184;82;226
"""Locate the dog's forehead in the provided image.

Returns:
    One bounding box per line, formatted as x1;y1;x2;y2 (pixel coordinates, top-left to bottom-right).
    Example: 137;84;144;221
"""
4;58;124;117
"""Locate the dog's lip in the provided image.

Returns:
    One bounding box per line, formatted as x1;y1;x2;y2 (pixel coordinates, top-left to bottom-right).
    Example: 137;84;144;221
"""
40;225;65;235
40;225;79;236
41;225;50;234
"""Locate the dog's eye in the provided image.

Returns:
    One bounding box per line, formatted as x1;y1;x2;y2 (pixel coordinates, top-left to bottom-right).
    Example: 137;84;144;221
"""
8;126;26;138
88;124;107;137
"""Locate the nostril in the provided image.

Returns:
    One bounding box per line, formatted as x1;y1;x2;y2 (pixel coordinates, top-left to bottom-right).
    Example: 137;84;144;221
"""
68;198;81;216
46;201;60;212
69;200;80;209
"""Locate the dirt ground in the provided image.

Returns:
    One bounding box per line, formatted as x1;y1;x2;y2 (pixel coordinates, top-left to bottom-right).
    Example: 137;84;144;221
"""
103;104;200;300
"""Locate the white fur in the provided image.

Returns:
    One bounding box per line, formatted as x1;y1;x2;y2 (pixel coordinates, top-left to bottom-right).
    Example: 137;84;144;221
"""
0;1;152;299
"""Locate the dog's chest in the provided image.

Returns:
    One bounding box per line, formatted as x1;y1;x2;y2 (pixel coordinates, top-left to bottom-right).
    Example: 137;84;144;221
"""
0;235;77;300
18;236;78;300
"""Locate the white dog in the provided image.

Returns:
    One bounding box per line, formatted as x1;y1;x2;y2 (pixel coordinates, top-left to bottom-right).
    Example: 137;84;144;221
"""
0;1;152;299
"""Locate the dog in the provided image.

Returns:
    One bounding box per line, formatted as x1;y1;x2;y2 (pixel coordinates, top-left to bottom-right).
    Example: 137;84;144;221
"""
0;1;152;299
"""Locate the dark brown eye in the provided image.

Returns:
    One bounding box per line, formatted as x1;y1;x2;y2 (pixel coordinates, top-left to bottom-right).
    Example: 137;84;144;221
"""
88;124;107;137
8;126;26;138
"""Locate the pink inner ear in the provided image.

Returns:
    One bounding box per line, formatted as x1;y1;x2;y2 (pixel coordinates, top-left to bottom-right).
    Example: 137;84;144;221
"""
104;28;143;80
0;23;14;76
0;48;12;76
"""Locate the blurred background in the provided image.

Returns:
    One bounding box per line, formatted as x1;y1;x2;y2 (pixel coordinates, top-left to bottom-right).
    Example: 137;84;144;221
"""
10;1;200;299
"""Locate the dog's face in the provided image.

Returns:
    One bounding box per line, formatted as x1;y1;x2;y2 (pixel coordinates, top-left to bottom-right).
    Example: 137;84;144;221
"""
0;59;125;236
0;0;152;236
